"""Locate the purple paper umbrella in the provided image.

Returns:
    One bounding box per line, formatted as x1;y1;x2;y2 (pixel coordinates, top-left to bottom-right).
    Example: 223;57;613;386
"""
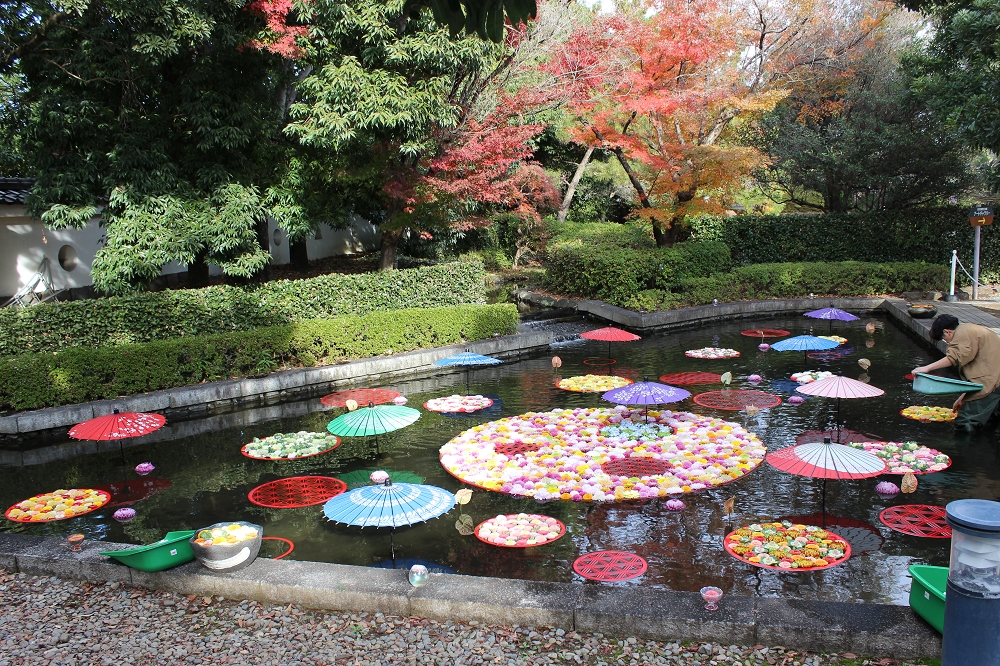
602;381;691;406
804;307;859;322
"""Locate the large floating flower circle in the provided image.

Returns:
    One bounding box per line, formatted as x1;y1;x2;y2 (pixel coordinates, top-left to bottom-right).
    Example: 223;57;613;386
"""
847;441;951;474
439;407;767;502
424;394;494;413
725;521;851;570
790;370;834;384
901;406;956;423
556;375;633;393
6;488;110;523
685;347;740;359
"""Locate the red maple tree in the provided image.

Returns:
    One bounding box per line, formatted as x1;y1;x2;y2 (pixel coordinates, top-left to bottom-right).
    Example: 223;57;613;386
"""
245;0;308;59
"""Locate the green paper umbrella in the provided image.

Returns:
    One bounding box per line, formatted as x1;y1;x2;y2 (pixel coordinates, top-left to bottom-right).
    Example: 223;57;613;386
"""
335;470;425;489
327;404;420;438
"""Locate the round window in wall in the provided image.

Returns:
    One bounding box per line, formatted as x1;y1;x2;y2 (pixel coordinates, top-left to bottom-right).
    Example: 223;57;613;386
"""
272;229;283;246
58;245;78;272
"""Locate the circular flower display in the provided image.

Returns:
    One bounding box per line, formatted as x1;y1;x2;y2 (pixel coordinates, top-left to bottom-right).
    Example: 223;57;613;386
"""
439;407;767;502
6;489;110;523
818;335;848;344
425;394;494;413
901;406;956;423
474;514;566;547
725;521;851;571
556;375;633;393
847;441;951;474
685;347;740;359
791;370;834;384
241;432;341;460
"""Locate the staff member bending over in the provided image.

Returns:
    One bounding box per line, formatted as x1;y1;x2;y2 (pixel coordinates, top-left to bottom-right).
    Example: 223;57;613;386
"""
912;314;1000;432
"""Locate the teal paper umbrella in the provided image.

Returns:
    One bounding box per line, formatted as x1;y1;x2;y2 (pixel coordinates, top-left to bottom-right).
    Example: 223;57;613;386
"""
327;404;420;453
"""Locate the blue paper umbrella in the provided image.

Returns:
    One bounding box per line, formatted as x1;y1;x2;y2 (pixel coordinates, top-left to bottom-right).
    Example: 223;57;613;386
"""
433;352;501;391
770;335;840;368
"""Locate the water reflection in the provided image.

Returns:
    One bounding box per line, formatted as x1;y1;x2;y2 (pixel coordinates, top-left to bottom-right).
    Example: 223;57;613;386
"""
2;314;998;605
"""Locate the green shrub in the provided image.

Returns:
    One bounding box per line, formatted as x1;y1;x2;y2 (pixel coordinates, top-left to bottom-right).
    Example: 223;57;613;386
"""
0;262;486;356
0;303;518;411
547;220;654;251
689;207;999;282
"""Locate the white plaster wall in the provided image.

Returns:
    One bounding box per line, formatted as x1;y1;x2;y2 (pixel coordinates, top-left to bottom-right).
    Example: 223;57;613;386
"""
267;215;380;265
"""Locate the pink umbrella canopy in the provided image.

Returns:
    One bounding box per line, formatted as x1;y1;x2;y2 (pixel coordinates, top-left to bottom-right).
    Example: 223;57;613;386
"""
580;327;641;342
795;375;885;399
69;411;166;440
767;441;886;480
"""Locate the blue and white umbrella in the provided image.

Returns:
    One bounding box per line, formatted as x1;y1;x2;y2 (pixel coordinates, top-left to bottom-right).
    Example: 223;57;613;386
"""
433;352;501;391
771;335;840;368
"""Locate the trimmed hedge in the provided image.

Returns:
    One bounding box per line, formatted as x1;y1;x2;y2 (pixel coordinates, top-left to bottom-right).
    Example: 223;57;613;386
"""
545;237;731;304
689;207;999;282
0;303;518;411
621;262;949;312
0;262;486;356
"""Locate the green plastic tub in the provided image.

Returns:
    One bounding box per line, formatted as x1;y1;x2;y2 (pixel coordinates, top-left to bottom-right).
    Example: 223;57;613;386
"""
100;530;196;572
909;564;947;633
912;372;983;396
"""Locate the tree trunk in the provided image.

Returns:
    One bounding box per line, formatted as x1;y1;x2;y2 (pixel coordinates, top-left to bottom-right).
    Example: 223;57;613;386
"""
378;227;405;270
289;237;309;271
557;145;595;223
187;250;210;288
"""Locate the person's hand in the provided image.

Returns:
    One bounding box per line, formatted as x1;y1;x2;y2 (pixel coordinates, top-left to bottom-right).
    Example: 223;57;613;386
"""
953;393;966;412
913;366;930;375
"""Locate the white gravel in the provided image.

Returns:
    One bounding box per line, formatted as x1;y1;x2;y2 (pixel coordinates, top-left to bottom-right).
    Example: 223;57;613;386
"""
0;570;933;666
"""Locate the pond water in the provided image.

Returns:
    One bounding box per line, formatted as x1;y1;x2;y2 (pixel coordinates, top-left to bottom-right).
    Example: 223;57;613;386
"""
3;313;999;605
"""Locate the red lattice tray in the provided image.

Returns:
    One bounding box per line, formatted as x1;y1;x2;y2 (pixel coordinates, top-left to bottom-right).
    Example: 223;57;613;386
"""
693;390;782;410
879;505;952;539
583;358;617;366
493;441;542;457
740;329;791;338
600;458;669;478
248;476;347;508
320;388;401;408
260;536;295;560
659;372;722;386
574;551;648;581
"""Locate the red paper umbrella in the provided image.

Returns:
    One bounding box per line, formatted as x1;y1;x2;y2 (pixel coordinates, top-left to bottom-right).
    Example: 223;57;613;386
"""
693;390;782;410
740;329;791;338
320;388;401;408
767;442;886;480
659;372;722;385
69;412;166;440
580;327;641;342
795;429;885;446
248;476;347;508
879;505;951;538
573;551;648;581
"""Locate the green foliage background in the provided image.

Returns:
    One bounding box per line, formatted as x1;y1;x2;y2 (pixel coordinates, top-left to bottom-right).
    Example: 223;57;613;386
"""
0;262;485;356
0;303;518;411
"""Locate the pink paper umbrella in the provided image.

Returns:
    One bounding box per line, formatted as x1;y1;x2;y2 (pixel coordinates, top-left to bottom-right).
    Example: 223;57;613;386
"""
795;375;884;437
580;326;641;362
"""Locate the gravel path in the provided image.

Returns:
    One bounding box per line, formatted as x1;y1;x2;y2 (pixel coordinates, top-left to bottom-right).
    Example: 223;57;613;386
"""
0;571;934;666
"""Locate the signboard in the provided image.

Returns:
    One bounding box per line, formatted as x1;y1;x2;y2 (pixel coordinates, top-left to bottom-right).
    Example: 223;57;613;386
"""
969;204;994;227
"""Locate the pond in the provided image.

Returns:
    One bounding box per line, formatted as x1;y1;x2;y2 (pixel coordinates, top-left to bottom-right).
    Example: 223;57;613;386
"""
3;313;998;605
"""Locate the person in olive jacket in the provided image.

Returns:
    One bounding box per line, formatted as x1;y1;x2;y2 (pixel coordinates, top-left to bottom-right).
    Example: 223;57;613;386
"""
912;314;1000;432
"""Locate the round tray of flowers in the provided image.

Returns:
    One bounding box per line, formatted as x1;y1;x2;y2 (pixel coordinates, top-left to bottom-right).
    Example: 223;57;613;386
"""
791;371;834;385
556;375;633;393
818;335;848;344
724;521;851;571
685;348;740;359
424;395;494;413
846;441;951;474
241;432;342;460
474;514;566;547
6;488;111;523
900;406;956;423
439;406;767;501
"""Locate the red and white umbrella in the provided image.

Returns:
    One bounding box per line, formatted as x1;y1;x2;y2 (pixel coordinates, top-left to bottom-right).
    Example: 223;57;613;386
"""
767;441;886;480
796;375;884;435
580;327;641;360
69;411;166;440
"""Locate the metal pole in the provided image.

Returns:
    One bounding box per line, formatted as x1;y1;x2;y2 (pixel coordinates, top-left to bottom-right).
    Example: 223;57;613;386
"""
948;250;958;300
973;226;981;301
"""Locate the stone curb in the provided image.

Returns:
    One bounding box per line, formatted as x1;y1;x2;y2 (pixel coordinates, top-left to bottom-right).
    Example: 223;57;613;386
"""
0;534;941;660
0;332;553;438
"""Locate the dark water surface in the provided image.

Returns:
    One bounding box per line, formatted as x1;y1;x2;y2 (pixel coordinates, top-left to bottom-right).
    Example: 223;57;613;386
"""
3;314;999;605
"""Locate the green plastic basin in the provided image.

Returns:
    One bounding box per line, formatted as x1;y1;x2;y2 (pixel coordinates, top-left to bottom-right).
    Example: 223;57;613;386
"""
100;530;196;572
908;564;947;633
912;373;984;396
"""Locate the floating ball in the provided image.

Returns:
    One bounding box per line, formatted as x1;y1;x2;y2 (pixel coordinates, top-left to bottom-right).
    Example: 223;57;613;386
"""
747;374;762;384
134;462;155;476
393;395;408;406
370;470;390;484
758;343;770;351
875;481;900;497
665;499;685;512
113;508;136;523
788;396;805;405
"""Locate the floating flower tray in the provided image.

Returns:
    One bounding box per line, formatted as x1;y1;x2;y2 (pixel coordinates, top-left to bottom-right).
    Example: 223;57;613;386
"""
241;432;342;460
901;406;956;423
556;375;633;393
6;488;110;523
685;348;740;359
847;441;951;475
474;514;566;548
424;395;494;413
725;522;851;571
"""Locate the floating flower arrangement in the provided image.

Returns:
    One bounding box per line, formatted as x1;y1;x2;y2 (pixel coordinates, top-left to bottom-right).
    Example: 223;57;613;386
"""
424;395;494;413
791;370;834;384
5;489;110;522
685;348;741;359
193;523;259;547
847;441;951;474
818;335;848;344
439;407;767;502
725;521;850;570
556;375;633;393
901;406;956;423
474;514;566;547
241;431;341;460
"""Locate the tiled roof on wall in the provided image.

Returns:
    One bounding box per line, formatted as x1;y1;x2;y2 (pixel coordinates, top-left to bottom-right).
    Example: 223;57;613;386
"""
0;178;34;205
